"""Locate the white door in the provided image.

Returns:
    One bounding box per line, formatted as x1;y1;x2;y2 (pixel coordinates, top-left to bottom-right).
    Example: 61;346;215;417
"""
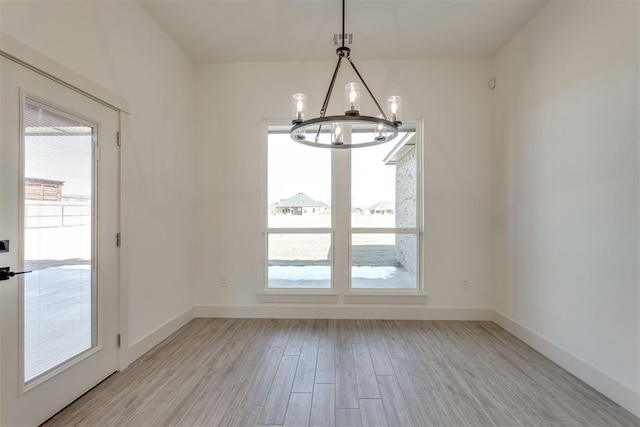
0;56;120;426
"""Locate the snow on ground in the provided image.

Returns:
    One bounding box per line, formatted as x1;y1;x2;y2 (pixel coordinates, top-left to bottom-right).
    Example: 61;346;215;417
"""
268;265;416;289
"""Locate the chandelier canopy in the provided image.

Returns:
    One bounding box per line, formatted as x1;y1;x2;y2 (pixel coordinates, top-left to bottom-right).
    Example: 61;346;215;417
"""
290;0;402;149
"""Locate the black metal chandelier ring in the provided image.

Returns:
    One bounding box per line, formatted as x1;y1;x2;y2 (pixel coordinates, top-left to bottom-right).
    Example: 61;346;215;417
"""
291;115;399;149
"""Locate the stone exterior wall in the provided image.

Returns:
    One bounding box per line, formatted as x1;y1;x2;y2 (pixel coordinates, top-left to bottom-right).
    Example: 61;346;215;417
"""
395;147;417;273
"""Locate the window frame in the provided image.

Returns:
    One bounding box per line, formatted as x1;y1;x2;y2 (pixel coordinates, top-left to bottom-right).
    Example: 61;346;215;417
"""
262;120;424;302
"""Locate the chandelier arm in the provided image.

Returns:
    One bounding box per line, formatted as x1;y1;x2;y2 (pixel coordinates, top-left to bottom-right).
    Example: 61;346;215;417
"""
342;0;345;48
320;56;344;118
346;57;388;120
315;57;342;143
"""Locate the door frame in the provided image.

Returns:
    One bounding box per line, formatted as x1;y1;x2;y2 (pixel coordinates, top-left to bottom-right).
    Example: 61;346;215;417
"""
0;32;130;378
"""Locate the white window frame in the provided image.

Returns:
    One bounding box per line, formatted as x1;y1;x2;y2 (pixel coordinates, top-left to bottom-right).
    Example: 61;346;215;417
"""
261;120;425;304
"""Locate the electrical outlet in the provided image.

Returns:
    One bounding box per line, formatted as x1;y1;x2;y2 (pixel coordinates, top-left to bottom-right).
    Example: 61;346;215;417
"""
462;277;470;289
220;276;228;287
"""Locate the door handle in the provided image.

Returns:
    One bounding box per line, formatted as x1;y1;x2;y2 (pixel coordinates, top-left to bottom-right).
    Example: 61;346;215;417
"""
0;267;32;281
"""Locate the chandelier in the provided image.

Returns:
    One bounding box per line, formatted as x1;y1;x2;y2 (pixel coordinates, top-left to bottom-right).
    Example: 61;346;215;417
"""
290;0;402;149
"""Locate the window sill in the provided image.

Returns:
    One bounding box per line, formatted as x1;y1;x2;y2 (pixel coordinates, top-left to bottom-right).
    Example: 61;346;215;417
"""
344;292;428;305
256;291;427;304
257;291;340;304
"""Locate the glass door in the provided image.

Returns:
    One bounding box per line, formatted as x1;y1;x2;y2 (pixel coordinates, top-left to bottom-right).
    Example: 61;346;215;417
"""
0;55;120;426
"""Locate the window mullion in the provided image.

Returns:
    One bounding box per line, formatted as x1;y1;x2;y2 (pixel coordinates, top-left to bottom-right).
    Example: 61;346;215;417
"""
332;138;351;294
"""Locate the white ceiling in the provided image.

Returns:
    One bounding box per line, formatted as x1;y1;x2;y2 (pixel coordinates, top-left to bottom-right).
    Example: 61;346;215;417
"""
138;0;548;63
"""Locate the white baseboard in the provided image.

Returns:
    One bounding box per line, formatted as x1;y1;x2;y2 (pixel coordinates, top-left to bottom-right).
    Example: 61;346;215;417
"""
127;307;195;365
194;305;493;320
492;310;640;418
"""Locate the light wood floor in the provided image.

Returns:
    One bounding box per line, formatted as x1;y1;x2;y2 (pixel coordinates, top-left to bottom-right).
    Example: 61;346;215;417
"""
44;319;640;427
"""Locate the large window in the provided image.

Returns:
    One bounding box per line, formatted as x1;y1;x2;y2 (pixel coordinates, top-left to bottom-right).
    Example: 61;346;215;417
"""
265;125;420;293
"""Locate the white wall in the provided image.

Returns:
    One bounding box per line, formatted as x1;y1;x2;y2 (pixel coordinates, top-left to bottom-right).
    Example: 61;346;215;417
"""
493;0;639;413
194;58;495;314
0;1;197;350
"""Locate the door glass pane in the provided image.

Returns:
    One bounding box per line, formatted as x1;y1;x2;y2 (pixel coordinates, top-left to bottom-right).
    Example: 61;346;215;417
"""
268;131;331;228
351;132;416;228
268;233;331;288
351;233;416;289
23;100;95;382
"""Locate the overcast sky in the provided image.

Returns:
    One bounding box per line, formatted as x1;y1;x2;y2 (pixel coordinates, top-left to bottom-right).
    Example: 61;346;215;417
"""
268;132;398;208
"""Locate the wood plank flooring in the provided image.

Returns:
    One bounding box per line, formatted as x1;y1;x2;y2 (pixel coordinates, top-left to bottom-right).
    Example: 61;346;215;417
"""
44;319;640;427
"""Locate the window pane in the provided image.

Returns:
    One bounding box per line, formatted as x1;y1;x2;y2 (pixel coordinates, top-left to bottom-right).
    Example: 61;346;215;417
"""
23;100;94;382
351;233;416;289
351;132;416;228
268;233;331;288
268;131;331;228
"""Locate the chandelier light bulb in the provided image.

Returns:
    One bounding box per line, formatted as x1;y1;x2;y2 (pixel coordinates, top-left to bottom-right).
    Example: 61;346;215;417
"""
292;93;306;123
344;82;360;114
387;95;401;124
332;122;344;145
374;115;387;141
